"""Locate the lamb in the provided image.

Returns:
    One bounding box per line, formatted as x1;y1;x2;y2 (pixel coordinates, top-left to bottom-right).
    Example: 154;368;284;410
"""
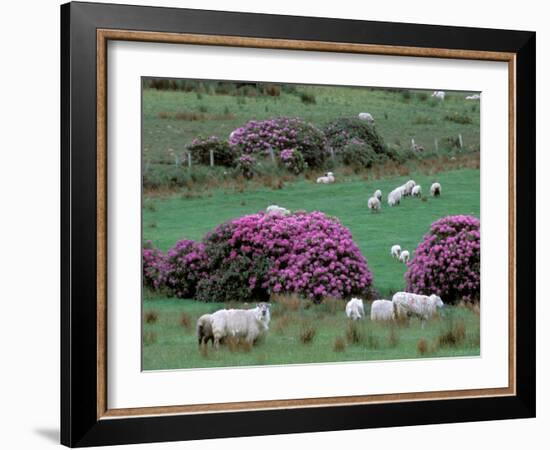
266;204;290;216
316;172;335;184
432;91;446;100
392;292;445;322
391;244;402;259
399;250;410;263
358;112;375;124
374;189;382;201
466;94;481;100
196;314;214;347
411;185;422;197
210;303;271;349
370;300;395;321
430;182;442;197
345;298;365;320
367;196;381;212
403;179;416;196
388;188;402;206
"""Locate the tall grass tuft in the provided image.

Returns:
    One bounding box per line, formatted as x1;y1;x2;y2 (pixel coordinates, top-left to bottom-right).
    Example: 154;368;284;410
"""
299;322;317;344
333;336;346;352
345;321;364;344
144;310;159;324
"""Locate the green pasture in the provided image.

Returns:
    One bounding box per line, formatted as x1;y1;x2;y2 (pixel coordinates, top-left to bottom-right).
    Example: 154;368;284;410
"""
142;297;480;370
143;168;479;298
143;84;480;163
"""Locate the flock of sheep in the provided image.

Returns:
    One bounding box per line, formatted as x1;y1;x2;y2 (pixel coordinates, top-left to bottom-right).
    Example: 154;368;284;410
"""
196;292;445;350
346;293;445;324
368;179;442;212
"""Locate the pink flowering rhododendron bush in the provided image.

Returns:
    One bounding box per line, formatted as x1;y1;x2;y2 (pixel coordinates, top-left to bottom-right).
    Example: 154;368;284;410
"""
405;215;480;303
229;117;328;168
195;211;373;303
163;240;209;299
142;243;166;291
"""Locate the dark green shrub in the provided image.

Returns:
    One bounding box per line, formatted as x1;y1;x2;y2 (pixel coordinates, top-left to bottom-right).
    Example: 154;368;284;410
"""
187;136;237;167
299;92;316;104
323;117;386;157
444;112;473;124
341;139;378;168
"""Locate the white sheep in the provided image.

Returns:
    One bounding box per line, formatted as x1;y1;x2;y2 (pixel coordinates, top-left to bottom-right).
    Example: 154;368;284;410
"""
370;300;395;321
388;188;402;206
399;250;410;263
466;94;481;100
411;185;422;197
210;303;271;348
266;205;290;216
403;179;416;196
345;298;365;320
374;189;382;201
367;196;381;212
358;112;375;124
196;314;214;346
316;172;335;184
430;182;442;197
432;91;446;100
391;244;402;259
392;292;445;322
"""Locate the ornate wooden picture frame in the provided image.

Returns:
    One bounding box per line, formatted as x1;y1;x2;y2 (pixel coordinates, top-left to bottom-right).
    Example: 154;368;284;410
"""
61;2;535;447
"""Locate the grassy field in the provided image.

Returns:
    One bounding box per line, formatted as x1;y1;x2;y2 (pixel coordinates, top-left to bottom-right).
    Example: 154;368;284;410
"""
142;297;480;370
143;167;479;298
143;84;480;164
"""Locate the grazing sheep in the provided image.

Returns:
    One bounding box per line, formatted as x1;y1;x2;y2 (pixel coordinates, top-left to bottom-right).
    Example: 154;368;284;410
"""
196;314;214;347
430;182;442;197
411;185;422;197
370;300;395;321
368;196;381;212
358;112;375;124
266;204;290;216
391;244;402;259
374;189;382;201
210;303;271;349
392;292;445;322
388;188;402;206
399;250;410;263
466;94;481;100
316;172;335;184
403;180;416;196
432;91;446;100
345;298;365;320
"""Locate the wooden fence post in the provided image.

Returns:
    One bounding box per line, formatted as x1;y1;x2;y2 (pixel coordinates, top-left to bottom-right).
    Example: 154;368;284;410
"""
187;152;192;168
458;133;463;149
210;149;214;167
434;138;439;152
330;147;335;162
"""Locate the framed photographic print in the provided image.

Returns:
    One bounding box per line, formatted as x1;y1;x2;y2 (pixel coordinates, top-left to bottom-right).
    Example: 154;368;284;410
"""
61;1;536;447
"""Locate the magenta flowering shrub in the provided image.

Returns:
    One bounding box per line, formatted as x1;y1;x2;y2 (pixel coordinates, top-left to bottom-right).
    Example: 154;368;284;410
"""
196;211;373;303
405;215;480;303
279;148;306;174
142;242;166;291
236;154;256;179
229;117;328;168
163;240;209;298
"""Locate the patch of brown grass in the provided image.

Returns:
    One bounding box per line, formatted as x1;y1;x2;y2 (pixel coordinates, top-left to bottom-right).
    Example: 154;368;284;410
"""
225;336;253;353
417;338;429;355
437;320;466;347
272;294;301;312
387;327;400;348
345;321;364;344
157;111;236;121
299;322;317;344
144;310;159;324
274;314;293;334
180;312;193;331
321;297;342;315
333;336;346;352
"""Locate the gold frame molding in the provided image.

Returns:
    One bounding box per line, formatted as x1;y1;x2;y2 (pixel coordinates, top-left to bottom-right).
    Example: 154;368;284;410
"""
96;29;516;420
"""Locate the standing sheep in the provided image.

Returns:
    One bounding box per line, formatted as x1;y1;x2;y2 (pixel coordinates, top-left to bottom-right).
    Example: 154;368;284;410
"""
266;205;290;216
317;172;335;184
403;180;416;196
391;244;401;259
367;196;381;212
411;185;422;197
430;182;442;197
392;292;445;322
345;298;365;320
399;250;410;263
374;189;382;201
210;303;271;349
196;314;214;347
358;112;375;124
370;300;395;321
388;188;402;206
432;91;446;100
